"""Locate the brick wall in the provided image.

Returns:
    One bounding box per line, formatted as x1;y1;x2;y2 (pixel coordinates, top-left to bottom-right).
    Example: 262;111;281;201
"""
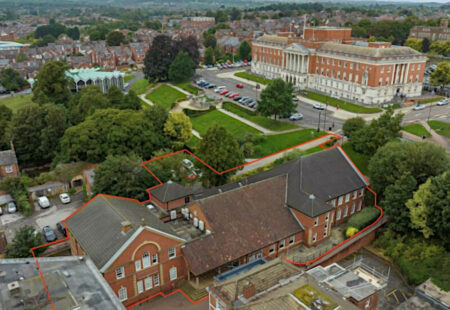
0;163;19;178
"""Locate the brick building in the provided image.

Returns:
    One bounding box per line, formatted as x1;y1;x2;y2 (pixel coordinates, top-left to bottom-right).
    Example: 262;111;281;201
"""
181;17;215;29
410;19;450;41
251;26;427;105
0;150;19;179
66;148;373;306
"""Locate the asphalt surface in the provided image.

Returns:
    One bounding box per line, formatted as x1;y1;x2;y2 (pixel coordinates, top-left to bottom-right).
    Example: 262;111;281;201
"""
402;103;449;124
124;71;145;93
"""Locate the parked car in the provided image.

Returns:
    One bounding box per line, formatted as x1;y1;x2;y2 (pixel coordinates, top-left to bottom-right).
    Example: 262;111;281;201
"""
236;83;244;88
38;196;50;209
219;90;230;95
292;96;299;102
229;92;240;98
239;97;249;104
313;103;325;110
207;83;216;89
0;207;3;216
225;92;234;98
233;96;242;101
42;225;57;242
201;82;210;88
195;79;205;85
242;98;254;105
413;104;425;111
7;202;16;213
56;222;67;237
214;86;226;93
290;113;304;121
437;98;449;106
182;159;194;170
59;193;71;204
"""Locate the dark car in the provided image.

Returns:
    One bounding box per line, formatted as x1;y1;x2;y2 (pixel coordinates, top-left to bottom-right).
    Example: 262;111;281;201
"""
42;225;57;242
233;96;242;101
56;222;67;237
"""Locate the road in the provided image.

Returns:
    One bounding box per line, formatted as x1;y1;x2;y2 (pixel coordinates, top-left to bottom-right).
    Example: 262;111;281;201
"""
124;71;145;93
196;68;344;132
402;103;449;124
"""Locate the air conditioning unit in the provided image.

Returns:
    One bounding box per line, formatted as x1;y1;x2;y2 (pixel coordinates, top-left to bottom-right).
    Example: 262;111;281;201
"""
170;210;177;220
199;220;204;231
193;217;199;227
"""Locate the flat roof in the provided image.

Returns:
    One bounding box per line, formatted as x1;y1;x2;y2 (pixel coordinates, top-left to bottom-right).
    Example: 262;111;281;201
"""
0;256;125;310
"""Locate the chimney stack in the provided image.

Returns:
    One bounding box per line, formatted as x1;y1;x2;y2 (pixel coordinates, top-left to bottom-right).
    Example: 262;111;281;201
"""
121;221;132;233
242;281;255;299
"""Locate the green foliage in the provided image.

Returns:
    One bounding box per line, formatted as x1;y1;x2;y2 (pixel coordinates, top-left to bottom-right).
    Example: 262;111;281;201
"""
428;120;450;138
204;46;214;65
234;72;271;85
430;40;450;56
8;226;44;258
168;51;195;83
0;105;12;150
0;177;31;215
144;35;177;81
197;124;244;187
146;84;187;110
342;117;365;137
258;78;296;120
346;227;359;238
32;60;71;106
70;85;110;123
164;112;192;149
203;33;217;49
402;123;430;138
341;143;370;175
34;23;66;39
215;10;229;23
173;81;200;95
66;27;80;40
129;78;150;95
0;68;28;92
239;40;252;61
304;91;381;113
347;207;381;230
404;38;423;52
93;153;154;201
145;20;162;30
106;30;127;46
430;62;450;86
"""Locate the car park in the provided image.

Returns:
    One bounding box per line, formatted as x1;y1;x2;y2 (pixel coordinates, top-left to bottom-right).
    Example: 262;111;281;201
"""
219;90;230;95
214;86;226;93
239;97;249;104
59;193;71;204
229;92;240;98
7;202;16;213
38;196;50;209
313;103;325;110
57;222;67;237
206;83;216;89
437;98;449;106
42;225;57;242
233;96;242;101
289;113;304;121
225;92;235;98
236;83;244;88
413;104;425;111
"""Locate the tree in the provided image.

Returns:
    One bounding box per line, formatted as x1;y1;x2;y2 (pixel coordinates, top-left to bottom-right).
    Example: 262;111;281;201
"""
34;23;66;39
215;10;229;23
106;31;126;46
164;112;192;149
107;85;124;108
122;90;142;110
422;37;430;53
75;85;111;122
0;68;27;92
203;32;217;49
0;105;12;150
168;51;195;82
430;62;450;86
230;8;241;21
93;154;154;201
342;117;365;137
204;46;214;65
66;27;80;40
32;60;71;106
143;35;177;81
143;104;168;135
404;38;422;52
197;124;244;187
15;51;28;63
407;172;450;247
177;36;200;67
40;104;67;161
214;46;223;62
8;226;44;258
145;20;162;31
239;40;252;61
258;78;295;120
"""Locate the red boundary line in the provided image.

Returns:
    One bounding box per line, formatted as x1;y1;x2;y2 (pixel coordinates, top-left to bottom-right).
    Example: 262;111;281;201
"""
29;132;383;309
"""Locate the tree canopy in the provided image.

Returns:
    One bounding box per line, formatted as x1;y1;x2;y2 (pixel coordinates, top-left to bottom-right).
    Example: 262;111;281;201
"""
168;51;195;82
32;60;71;105
257;78;296;119
430;62;450;86
106;30;127;46
0;68;28;92
8;226;44;258
239;40;252;61
0;105;12;150
164;112;192;149
342;117;365;137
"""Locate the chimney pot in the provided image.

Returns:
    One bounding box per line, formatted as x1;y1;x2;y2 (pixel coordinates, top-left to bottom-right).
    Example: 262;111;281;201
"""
121;221;132;233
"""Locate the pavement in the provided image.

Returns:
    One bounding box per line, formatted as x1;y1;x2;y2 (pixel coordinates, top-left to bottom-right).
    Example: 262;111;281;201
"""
402;120;450;152
124;71;144;93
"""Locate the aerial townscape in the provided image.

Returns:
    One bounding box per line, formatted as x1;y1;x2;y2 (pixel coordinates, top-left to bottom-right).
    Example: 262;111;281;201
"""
0;0;449;309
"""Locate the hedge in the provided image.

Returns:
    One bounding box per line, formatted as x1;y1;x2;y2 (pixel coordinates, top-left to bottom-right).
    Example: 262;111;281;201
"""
346;207;380;230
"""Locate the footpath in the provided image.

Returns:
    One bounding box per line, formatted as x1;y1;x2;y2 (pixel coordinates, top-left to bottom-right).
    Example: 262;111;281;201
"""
401;120;450;152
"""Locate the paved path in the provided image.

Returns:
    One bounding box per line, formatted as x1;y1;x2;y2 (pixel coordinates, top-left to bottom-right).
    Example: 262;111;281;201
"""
124;71;144;93
421;120;450;152
237;134;333;175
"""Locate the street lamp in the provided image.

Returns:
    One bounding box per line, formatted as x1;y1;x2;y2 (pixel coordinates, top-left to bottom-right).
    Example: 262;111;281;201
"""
323;98;329;132
317;111;321;132
427;102;433;122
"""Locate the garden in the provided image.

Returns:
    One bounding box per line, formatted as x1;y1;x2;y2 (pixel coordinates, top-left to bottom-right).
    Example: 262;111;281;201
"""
234;71;272;85
0;94;33;113
402;123;431;137
146;84;187;110
428;120;450;138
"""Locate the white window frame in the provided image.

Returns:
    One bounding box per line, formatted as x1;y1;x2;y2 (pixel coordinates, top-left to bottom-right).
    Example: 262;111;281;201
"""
279;239;285;249
338;196;343;206
118;287;127;301
142;252;150;268
137;280;144;294
344;206;348;217
365;298;370;308
312;233;317;243
154;274;160;286
345;193;350;202
168;247;176;259
144;276;153;290
116;266;124;280
360;188;364;197
358;200;362;211
353;190;357;199
289;235;295;245
314;217;318;226
152;254;158;264
337;209;341;220
351;203;355;214
135;260;141;272
169;267;177;281
330;199;335;207
269;244;275;253
5;165;13;173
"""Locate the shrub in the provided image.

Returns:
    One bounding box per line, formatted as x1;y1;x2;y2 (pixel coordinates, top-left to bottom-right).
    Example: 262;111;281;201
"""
347;207;380;230
346;227;359;238
17;194;32;216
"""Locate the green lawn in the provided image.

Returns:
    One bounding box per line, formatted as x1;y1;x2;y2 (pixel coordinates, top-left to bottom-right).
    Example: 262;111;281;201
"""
187;135;200;149
341;142;370;175
124;75;135;83
129;78;150;95
304;91;382;114
191;110;261;137
402;123;431;138
222;101;298;131
254;129;326;157
173;81;201;95
234;72;272;85
418;96;443;104
428;120;450;138
0;94;33;113
146;84;187;110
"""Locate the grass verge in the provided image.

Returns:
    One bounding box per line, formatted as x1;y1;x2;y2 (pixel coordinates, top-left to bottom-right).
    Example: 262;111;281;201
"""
304;91;382;114
173;81;201;95
146;84;187;110
124;75;135;83
234;72;271;85
341;142;370;175
402;123;431;138
428;120;450;138
129;78;150;95
0;94;33;113
417;96;443;104
222;101;298;131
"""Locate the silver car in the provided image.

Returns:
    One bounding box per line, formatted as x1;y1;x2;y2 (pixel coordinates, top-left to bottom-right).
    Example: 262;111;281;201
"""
290;113;304;121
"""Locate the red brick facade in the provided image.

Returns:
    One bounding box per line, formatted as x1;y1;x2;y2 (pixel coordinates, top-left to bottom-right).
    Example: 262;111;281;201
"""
0;163;19;178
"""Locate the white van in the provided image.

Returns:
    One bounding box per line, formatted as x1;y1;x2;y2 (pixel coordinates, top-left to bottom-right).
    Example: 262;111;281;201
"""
38;196;50;209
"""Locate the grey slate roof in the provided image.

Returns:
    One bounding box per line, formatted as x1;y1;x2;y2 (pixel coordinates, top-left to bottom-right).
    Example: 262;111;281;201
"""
65;195;178;269
196;148;367;218
0;150;17;166
150;181;203;203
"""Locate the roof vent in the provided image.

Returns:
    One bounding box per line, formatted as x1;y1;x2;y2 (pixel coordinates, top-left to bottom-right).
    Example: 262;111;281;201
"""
8;281;20;295
121;220;132;233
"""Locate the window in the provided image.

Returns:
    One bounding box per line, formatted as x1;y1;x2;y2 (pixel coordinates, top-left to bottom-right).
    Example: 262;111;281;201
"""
5;165;13;173
314;217;318;226
345;193;350;202
289;235;295;245
418;64;421;70
279;239;285;249
351;203;355;214
144;276;153;290
330;199;335;207
312;233;317;243
169;267;177;281
116;266;124;279
118;287;127;301
336;210;341;220
137;280;144;294
135;260;141;271
353;190;357;199
154;274;160;286
358;200;362;211
387;65;391;72
349;73;353;81
344;206;348;217
379;78;382;86
365;298;370;308
338;196;343;205
269;244;275;253
152;254;158;264
142;252;150;268
360;188;364;197
324;229;328;237
411;64;415;70
185;196;190;203
325;212;329;221
380;66;384;73
350;63;354;69
168;247;176;259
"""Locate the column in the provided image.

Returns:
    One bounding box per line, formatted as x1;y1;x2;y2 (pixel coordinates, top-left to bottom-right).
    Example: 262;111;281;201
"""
281;52;285;69
404;63;410;84
303;55;306;73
